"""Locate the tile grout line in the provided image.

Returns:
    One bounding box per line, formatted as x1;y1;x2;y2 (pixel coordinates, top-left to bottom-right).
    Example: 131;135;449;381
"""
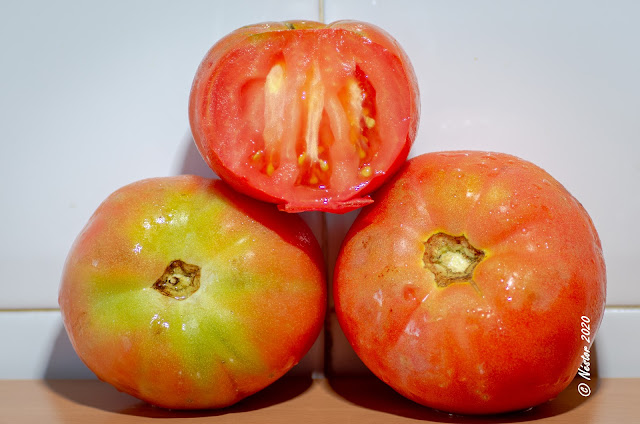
603;305;640;311
0;305;639;314
318;0;327;378
0;308;60;313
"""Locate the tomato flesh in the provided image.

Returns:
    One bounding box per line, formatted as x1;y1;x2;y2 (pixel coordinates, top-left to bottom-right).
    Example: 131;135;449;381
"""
189;21;419;212
59;176;326;409
334;151;606;415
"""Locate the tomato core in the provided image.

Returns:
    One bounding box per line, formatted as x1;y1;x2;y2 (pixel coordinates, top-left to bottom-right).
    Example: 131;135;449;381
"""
249;59;379;191
423;233;485;289
151;260;201;300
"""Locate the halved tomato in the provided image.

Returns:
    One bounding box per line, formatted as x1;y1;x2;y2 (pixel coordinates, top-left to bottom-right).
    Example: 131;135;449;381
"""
189;20;420;213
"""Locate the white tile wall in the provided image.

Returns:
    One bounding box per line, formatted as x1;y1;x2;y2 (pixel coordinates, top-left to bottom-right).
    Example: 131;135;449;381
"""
0;0;321;309
323;0;640;306
596;307;640;378
0;311;94;380
1;0;638;380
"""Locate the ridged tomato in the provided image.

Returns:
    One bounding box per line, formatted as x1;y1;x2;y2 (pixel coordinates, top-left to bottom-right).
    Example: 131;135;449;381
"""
334;151;606;414
59;176;326;409
189;20;419;213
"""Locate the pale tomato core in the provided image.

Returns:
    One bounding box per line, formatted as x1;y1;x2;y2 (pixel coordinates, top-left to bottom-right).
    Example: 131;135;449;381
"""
246;59;379;191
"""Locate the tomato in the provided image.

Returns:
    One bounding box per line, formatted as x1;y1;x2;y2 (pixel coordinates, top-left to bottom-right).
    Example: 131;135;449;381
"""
59;176;326;409
189;20;420;213
333;151;606;415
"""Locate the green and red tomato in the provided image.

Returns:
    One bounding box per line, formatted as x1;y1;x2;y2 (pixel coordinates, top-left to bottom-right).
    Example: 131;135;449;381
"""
59;175;326;409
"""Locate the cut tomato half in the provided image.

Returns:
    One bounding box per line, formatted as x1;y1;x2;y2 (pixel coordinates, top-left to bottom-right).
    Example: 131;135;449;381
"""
189;20;420;213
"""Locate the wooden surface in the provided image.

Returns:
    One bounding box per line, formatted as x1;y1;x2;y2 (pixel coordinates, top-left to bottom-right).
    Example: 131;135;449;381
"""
1;377;638;423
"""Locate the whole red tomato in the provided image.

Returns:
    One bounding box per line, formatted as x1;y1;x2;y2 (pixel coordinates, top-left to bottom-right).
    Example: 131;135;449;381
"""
59;176;326;409
189;20;419;213
334;151;606;415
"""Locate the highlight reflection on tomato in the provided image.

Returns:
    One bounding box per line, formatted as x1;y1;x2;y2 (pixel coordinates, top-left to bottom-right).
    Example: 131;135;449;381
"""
334;151;606;415
59;176;326;409
189;20;419;213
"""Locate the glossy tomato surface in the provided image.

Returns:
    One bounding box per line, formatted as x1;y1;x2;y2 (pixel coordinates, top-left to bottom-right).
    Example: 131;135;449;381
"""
59;176;326;409
189;20;419;213
334;151;606;415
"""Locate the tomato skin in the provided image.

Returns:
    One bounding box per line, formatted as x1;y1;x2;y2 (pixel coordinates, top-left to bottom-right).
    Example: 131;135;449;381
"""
59;176;326;409
189;20;419;213
334;151;606;415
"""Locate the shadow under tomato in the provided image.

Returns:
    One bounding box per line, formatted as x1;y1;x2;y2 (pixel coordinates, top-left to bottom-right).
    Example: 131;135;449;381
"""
45;374;314;418
44;321;313;416
326;342;599;423
177;132;218;179
44;324;98;379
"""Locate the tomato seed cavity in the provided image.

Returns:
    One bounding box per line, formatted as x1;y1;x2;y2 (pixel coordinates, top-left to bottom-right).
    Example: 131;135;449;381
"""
256;59;378;189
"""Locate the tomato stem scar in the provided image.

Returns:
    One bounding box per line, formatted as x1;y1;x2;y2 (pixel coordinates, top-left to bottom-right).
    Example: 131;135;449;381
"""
152;260;201;300
423;233;485;288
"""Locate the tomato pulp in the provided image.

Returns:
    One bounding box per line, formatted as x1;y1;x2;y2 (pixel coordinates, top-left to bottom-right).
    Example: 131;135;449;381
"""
59;176;326;409
189;20;420;213
334;151;606;414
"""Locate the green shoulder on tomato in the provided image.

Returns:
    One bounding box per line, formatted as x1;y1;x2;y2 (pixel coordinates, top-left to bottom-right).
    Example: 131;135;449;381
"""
59;176;326;409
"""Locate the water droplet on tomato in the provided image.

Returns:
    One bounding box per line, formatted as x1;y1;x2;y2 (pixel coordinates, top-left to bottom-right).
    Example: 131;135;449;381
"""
403;286;417;301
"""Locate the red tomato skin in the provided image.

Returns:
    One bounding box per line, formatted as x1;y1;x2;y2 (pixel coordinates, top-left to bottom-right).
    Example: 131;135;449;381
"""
334;151;606;415
59;176;326;409
189;20;419;213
